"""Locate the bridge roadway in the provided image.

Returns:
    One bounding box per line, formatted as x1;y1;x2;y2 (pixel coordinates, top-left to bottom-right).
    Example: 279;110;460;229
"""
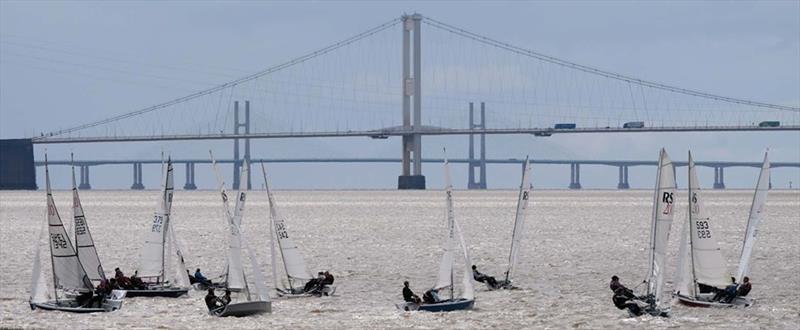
29;125;800;144
38;157;798;190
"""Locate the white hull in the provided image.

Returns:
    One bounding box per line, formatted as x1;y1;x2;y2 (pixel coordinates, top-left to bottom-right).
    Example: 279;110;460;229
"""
211;300;271;317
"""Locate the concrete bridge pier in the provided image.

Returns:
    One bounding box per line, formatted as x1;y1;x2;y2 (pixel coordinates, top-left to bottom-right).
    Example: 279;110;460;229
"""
569;163;582;189
184;162;197;190
131;163;144;190
713;167;726;189
467;102;487;189
617;165;630;189
79;165;91;190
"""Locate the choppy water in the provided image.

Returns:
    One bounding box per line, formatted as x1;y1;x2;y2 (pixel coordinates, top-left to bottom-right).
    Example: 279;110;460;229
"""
1;189;798;329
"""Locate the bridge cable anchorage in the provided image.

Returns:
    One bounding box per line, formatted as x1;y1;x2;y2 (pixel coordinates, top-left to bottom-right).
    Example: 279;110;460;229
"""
420;15;800;113
34;17;402;140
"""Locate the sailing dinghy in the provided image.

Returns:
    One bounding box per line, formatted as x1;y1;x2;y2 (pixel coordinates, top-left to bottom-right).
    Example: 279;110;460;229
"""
488;156;532;290
29;154;125;313
207;156;271;316
71;155;107;286
397;155;475;312
622;149;675;317
673;151;766;308
262;163;336;298
127;158;191;298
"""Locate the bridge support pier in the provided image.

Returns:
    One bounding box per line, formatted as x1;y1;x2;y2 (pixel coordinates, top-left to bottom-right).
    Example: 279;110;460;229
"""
398;14;425;189
617;166;630;189
467;102;487;189
79;165;91;190
713;167;726;189
131;163;144;190
569;163;582;189
184;162;197;190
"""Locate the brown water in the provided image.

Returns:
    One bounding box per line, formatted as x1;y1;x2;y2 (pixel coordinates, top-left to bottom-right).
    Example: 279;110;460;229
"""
1;190;798;329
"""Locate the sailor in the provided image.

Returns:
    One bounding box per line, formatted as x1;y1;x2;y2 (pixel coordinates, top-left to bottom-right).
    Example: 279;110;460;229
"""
114;267;132;289
609;275;635;299
714;277;739;302
129;270;146;290
472;265;499;288
612;287;642;316
194;268;212;287
322;271;334;286
422;288;441;304
737;277;752;297
304;272;325;293
220;289;232;306
204;288;223;311
402;281;421;304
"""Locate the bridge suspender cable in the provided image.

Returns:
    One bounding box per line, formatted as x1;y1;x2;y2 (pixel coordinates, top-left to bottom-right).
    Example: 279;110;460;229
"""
421;15;800;113
37;17;402;139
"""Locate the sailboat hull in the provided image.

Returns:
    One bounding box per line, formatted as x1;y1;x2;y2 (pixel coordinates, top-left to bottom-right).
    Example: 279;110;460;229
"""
675;293;753;308
211;301;271;317
398;298;475;312
30;291;125;313
125;287;189;298
276;285;336;298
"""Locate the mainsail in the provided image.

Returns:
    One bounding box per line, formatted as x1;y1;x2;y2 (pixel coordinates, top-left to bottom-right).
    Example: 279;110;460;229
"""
139;158;175;279
736;151;770;281
71;158;105;282
434;157;457;293
688;152;730;289
261;163;312;290
434;155;474;300
644;149;675;306
45;155;93;291
227;160;248;290
505;156;532;283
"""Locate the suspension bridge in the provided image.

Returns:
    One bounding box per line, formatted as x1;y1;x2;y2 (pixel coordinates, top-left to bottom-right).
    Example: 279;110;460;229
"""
2;13;798;190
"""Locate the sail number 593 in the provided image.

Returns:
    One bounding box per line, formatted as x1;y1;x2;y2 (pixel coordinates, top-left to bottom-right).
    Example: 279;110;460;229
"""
695;220;711;239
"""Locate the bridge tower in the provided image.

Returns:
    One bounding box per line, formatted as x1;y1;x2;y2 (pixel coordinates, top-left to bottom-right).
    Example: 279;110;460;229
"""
467;102;487;189
232;101;252;190
398;13;426;189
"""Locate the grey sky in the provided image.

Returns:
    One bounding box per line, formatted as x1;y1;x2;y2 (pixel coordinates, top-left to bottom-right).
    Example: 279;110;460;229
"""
1;1;798;190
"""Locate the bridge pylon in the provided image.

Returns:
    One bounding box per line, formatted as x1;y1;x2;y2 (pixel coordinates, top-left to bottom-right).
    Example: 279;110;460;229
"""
232;101;252;190
398;13;426;189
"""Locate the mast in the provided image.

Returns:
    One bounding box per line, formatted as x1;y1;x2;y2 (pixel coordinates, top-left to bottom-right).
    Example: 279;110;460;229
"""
645;149;663;296
688;152;700;297
506;156;531;283
736;151;770;280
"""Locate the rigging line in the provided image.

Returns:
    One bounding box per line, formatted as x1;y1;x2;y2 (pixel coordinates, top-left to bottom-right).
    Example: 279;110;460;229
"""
421;15;799;112
37;17;402;139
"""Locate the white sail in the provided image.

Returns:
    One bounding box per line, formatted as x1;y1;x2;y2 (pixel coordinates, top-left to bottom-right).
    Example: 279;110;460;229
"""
139;159;174;278
227;161;249;290
434;157;456;292
244;239;270;302
168;226;191;288
688;152;730;289
673;217;694;297
261;163;312;289
45;157;92;291
455;217;474;300
505;156;532;283
29;214;50;303
71;161;106;282
645;149;676;306
736;152;770;281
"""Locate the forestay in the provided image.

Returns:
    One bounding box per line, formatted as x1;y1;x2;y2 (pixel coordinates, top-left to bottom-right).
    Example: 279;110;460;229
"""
71;159;105;283
139;159;175;279
688;152;730;288
644;149;675;307
736;152;770;281
45;156;93;291
505;156;532;283
262;163;312;289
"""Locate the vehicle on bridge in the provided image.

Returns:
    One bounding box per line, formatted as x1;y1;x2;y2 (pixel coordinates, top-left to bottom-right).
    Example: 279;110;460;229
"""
623;121;645;128
369;135;389;139
554;123;576;129
758;121;780;127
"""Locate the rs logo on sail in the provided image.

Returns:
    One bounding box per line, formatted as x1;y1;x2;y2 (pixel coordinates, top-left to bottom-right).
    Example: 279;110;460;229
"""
661;192;674;215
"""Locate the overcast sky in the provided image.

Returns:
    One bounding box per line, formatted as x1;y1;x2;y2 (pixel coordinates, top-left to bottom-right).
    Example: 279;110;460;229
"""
1;1;798;190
